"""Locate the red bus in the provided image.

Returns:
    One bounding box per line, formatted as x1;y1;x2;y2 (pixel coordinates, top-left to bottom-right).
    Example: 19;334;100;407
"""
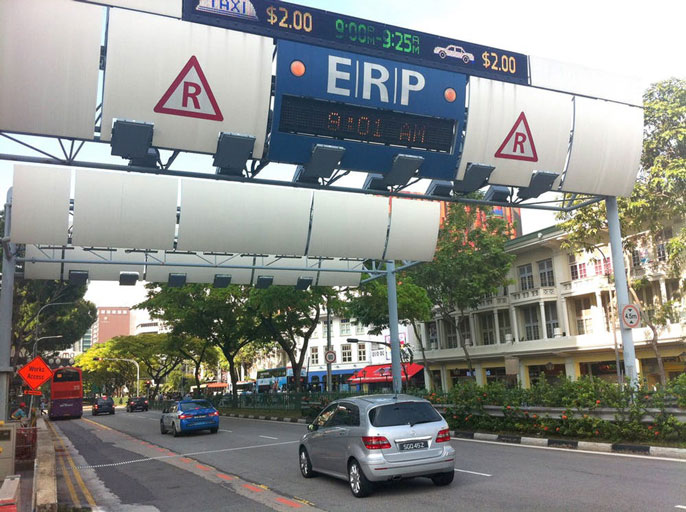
49;367;83;419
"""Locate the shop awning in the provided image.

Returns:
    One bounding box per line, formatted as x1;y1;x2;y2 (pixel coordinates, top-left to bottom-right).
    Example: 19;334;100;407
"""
347;363;424;384
204;382;228;389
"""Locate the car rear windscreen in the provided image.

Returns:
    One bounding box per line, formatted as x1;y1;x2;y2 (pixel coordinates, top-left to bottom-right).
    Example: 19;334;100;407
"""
180;401;212;411
368;402;442;427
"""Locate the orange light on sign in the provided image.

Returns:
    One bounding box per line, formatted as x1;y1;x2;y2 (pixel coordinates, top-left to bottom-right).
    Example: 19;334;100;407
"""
290;60;306;77
444;88;456;103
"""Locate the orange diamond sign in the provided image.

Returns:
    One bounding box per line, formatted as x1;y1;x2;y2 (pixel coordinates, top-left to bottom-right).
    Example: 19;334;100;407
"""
17;356;53;390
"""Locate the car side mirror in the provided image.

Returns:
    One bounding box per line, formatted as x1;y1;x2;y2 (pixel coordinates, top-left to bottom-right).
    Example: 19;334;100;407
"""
308;423;318;431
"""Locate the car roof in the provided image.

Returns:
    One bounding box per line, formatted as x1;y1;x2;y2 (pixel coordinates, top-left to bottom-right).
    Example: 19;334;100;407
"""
336;394;429;411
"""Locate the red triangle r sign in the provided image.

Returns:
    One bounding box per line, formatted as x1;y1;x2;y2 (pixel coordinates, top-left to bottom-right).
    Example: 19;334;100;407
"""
154;56;224;121
494;112;538;162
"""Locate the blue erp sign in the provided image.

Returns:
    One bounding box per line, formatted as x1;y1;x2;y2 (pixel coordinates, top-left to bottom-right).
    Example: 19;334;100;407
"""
270;40;467;179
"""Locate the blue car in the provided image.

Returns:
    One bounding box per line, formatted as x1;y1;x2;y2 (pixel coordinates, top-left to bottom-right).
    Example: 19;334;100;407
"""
160;399;220;437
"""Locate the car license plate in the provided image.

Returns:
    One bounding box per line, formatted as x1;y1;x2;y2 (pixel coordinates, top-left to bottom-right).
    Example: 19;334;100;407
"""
195;414;206;418
398;440;427;451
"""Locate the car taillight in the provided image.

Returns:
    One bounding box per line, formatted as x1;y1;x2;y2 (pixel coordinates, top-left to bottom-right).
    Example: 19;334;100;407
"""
179;414;190;419
436;428;451;443
210;411;219;416
362;436;391;450
94;405;98;409
144;400;148;404
130;402;134;405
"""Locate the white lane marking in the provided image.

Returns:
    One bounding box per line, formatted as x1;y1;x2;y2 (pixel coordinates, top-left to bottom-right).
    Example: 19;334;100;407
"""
259;435;278;440
75;440;299;469
674;506;686;510
225;416;304;425
453;438;686;464
454;468;492;477
220;429;232;433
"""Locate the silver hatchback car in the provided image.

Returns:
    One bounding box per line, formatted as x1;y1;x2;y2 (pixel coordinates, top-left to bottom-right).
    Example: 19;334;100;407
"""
299;394;455;497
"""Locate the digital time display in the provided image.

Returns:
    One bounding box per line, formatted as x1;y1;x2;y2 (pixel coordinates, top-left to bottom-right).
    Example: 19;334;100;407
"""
279;95;455;153
183;0;529;85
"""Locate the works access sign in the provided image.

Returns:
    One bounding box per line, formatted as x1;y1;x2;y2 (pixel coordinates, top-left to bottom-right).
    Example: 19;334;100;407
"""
100;7;273;155
17;356;53;390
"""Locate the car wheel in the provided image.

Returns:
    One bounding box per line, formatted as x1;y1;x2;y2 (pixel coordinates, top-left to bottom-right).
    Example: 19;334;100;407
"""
299;447;316;478
111;410;115;415
439;50;446;59
462;55;470;64
172;422;180;437
210;427;218;434
431;471;455;486
160;421;167;434
92;411;96;416
348;459;373;498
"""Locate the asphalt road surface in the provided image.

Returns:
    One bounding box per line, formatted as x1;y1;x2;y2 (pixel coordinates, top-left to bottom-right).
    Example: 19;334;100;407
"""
49;408;686;511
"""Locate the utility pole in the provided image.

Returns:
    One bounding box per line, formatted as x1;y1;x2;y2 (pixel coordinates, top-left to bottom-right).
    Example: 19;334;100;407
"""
326;295;332;392
0;189;16;421
386;261;402;394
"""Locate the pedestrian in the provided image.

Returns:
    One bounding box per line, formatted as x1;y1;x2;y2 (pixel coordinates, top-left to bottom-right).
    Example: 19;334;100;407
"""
11;402;27;422
39;397;47;416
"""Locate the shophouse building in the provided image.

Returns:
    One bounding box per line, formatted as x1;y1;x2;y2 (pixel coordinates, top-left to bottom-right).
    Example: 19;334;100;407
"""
413;225;686;390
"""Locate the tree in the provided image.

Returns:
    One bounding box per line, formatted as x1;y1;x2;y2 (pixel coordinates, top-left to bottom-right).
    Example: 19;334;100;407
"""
137;284;268;405
558;78;686;386
105;333;184;399
168;335;219;394
76;340;135;396
250;286;338;392
345;274;434;388
412;204;515;381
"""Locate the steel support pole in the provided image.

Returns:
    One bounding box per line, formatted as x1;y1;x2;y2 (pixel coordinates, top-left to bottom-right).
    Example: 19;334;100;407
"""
0;189;16;421
386;261;402;394
606;196;638;388
326;298;332;392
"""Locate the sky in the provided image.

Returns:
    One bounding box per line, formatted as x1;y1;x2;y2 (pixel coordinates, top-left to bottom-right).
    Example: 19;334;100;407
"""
1;0;685;307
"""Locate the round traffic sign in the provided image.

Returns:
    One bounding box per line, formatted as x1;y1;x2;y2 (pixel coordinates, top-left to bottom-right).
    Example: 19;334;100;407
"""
324;350;336;364
621;304;640;329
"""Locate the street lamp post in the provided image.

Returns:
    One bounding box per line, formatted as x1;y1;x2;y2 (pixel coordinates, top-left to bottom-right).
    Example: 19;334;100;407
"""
95;357;140;397
32;335;63;357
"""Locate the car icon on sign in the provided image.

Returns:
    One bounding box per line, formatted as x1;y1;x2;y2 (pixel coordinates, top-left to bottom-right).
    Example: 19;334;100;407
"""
433;44;475;64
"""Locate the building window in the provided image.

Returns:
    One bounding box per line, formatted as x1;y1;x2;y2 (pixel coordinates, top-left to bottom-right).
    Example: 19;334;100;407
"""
458;317;471;346
339;318;351;336
355;322;366;335
657;243;667;262
497;310;512;341
522;306;540;340
357;344;366;362
544;302;559;338
444;319;458;349
519;263;534;290
569;255;587;280
428;321;438;349
575;297;593;335
310;346;319;365
594;257;612;276
480;314;496;345
321;321;328;338
341;344;352;363
631;249;641;267
538;259;554;287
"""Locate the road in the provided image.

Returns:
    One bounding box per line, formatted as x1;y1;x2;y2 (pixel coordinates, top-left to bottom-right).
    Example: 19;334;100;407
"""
49;408;686;511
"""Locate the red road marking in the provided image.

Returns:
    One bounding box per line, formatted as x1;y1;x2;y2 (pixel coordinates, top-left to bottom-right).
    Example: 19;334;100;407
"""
242;484;265;493
180;458;193;463
195;464;212;471
276;497;303;508
216;473;234;481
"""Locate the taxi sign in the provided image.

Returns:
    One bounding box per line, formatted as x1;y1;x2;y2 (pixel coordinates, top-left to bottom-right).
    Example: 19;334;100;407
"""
17;356;53;390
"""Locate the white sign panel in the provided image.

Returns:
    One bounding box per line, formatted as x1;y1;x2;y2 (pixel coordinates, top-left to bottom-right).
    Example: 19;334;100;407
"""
457;78;572;188
0;0;101;140
101;8;273;155
80;0;181;18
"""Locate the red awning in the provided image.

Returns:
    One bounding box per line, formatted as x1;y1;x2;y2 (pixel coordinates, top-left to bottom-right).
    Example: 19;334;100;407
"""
205;382;228;389
347;363;424;384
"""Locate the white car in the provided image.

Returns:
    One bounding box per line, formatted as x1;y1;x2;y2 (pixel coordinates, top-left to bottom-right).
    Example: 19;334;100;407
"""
434;44;474;64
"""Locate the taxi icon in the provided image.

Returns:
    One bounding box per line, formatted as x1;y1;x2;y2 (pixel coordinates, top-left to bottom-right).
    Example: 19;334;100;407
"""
433;44;474;64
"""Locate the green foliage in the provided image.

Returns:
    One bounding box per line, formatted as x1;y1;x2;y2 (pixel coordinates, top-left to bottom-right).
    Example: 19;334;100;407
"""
441;377;686;442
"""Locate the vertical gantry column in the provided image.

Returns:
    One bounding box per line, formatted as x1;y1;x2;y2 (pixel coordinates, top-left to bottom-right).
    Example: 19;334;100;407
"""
0;189;16;422
606;197;638;388
386;261;402;394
